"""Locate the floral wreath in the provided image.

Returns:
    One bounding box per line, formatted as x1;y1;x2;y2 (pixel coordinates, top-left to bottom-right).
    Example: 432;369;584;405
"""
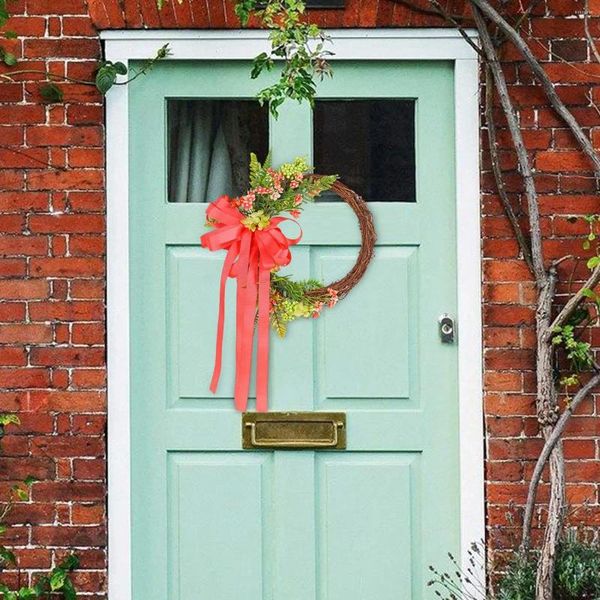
200;155;376;412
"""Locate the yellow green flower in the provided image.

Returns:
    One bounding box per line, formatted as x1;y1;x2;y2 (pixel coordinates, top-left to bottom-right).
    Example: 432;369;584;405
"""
241;210;271;231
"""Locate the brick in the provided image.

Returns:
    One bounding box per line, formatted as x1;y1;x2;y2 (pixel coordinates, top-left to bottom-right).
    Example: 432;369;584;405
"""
0;368;50;388
31;436;104;458
0;279;48;300
30;347;105;367
28;390;106;412
0;324;52;343
71;369;106;389
0;236;48;256
536;150;591;172
27;126;103;147
29;214;104;233
0;348;27;366
72;323;104;345
29;258;104;278
0;192;48;211
0;259;27;278
24;39;100;59
27;169;104;191
29;300;104;321
0;303;26;322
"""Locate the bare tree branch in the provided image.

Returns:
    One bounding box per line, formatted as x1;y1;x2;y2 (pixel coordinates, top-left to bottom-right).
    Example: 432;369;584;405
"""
584;0;600;65
471;0;600;175
521;371;600;546
474;7;547;283
484;66;535;275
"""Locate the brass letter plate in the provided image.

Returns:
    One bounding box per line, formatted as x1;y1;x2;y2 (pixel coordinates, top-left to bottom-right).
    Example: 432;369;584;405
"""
242;412;346;450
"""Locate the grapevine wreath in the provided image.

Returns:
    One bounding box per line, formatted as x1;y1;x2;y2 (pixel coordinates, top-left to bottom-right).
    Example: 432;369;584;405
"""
200;155;377;412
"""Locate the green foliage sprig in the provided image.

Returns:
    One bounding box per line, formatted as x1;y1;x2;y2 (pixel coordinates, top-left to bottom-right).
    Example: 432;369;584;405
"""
236;0;333;115
551;215;600;392
0;415;79;600
158;0;332;115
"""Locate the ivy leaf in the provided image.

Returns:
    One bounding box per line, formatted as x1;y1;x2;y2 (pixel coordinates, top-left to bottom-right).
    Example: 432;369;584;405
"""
582;287;598;300
95;64;118;95
587;256;600;270
0;0;8;27
32;576;49;596
17;588;37;599
11;485;28;501
49;569;67;591
113;61;128;75
0;546;17;566
583;239;591;250
23;475;37;487
58;554;80;571
0;414;19;426
62;578;76;600
0;49;17;66
4;31;17;39
40;83;64;104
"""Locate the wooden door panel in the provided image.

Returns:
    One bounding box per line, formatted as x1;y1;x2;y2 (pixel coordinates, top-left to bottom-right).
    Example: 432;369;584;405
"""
316;453;420;600
167;452;273;600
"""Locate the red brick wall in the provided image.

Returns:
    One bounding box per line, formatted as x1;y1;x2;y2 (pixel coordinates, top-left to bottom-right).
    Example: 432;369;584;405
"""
0;0;598;594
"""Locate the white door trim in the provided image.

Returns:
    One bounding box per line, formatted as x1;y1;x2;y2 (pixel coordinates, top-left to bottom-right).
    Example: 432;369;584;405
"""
103;29;483;600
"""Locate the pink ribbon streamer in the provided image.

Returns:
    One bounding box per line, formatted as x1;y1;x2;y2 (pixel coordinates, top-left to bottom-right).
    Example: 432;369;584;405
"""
200;195;301;412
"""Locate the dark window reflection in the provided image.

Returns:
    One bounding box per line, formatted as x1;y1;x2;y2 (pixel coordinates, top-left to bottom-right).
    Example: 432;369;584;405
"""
168;100;269;203
314;100;416;202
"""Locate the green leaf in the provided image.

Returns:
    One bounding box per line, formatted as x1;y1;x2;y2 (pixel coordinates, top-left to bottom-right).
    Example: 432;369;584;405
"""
40;83;63;104
587;256;600;270
32;576;49;596
582;287;598;299
1;50;17;66
49;569;66;591
113;61;128;75
95;65;117;95
11;486;28;502
17;588;37;599
0;546;17;565
583;239;591;250
62;578;76;600
23;475;37;487
58;554;80;571
4;31;17;39
0;414;19;427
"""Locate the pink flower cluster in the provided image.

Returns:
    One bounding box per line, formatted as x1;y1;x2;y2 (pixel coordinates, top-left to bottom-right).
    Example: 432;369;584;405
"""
327;288;338;308
240;192;255;211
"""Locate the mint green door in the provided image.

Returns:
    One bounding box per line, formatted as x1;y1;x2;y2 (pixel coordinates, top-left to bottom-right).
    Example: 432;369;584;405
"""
129;60;459;600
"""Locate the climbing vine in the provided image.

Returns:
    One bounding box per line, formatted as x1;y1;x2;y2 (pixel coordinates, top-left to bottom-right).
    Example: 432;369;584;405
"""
0;416;79;599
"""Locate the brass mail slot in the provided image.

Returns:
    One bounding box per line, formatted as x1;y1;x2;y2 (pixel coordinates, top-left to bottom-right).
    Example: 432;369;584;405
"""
242;412;346;450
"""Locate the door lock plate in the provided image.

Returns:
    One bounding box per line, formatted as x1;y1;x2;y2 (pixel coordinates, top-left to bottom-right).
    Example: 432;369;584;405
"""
439;314;455;343
242;412;346;450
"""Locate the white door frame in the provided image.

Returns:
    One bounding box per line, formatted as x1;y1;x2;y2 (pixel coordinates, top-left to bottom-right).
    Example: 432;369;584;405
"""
102;29;483;600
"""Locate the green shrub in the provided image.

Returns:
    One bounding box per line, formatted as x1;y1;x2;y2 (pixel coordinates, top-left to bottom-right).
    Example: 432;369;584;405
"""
553;531;600;600
429;533;600;600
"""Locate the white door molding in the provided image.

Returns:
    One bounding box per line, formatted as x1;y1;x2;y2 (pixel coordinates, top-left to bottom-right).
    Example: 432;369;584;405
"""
103;29;483;600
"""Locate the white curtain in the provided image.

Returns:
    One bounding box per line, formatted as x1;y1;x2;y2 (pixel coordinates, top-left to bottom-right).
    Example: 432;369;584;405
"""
168;101;234;203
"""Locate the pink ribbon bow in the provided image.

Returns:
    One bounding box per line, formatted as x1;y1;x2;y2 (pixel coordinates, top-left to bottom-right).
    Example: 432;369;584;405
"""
200;195;301;412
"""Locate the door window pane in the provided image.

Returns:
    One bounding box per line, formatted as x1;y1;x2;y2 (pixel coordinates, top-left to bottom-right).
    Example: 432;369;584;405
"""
314;100;416;202
168;100;269;203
